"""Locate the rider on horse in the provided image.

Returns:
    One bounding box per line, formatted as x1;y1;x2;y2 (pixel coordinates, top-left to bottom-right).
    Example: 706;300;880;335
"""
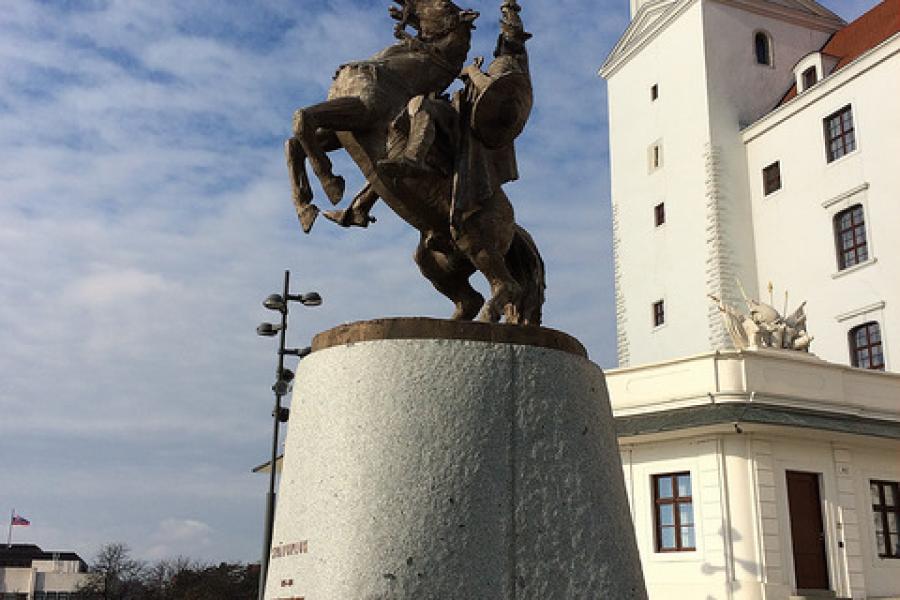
325;0;533;239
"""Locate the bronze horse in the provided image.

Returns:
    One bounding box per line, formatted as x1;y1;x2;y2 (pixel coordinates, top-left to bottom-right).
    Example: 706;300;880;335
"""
286;0;545;324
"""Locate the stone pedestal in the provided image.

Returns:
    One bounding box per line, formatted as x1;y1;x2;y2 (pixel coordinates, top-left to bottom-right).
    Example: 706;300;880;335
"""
264;318;647;599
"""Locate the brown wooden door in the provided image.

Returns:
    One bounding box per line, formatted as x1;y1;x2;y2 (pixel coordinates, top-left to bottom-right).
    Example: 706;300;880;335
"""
786;471;829;590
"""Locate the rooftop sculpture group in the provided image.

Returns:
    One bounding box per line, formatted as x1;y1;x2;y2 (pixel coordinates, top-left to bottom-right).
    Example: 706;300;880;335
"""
710;282;813;352
285;0;544;325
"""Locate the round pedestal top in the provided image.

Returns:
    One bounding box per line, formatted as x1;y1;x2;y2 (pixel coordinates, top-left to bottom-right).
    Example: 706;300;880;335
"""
311;317;587;358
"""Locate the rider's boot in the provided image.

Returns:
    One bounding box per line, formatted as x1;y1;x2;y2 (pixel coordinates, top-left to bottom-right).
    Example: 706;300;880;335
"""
377;111;436;179
323;184;379;228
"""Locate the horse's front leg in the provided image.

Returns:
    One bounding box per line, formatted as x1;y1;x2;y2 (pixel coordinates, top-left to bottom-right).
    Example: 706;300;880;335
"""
285;128;342;233
292;97;372;206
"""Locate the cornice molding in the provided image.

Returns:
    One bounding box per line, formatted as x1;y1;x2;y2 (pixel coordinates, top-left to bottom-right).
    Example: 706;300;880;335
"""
713;0;844;32
821;182;869;209
599;0;688;79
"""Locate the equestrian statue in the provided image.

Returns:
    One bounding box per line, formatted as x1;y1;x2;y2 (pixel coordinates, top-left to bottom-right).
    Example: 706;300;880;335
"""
285;0;544;324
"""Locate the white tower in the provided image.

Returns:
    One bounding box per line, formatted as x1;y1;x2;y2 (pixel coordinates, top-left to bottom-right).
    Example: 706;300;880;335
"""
600;0;843;367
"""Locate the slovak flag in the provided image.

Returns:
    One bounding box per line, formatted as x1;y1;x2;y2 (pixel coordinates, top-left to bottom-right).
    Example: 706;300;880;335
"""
11;514;30;526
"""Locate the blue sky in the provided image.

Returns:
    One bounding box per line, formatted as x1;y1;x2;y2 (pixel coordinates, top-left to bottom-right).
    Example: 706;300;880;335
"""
0;0;876;564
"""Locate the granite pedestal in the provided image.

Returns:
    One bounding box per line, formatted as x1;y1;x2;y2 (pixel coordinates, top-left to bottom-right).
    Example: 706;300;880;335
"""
264;318;647;599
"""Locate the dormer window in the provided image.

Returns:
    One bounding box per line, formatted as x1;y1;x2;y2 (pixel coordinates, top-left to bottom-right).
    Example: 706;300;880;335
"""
754;31;773;66
794;52;832;94
802;66;818;91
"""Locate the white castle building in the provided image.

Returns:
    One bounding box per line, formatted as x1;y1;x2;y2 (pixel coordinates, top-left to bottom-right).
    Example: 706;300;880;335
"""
600;0;899;599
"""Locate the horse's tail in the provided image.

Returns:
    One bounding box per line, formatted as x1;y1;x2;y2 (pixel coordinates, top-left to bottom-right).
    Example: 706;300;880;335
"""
506;224;546;326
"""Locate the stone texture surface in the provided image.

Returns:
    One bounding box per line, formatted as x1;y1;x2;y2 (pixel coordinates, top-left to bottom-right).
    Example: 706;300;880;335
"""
265;333;647;599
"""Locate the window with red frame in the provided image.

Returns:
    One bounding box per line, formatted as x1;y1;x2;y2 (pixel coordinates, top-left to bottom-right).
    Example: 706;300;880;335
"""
833;204;868;270
871;480;900;558
653;472;695;552
850;321;884;371
824;105;856;162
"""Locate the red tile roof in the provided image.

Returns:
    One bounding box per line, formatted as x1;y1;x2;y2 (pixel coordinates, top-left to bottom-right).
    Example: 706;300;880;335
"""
777;0;900;106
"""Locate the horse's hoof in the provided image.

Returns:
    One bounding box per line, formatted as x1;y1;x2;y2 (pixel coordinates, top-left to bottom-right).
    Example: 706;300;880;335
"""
323;175;345;206
451;292;484;320
298;204;319;234
503;303;520;325
476;303;502;323
323;209;375;229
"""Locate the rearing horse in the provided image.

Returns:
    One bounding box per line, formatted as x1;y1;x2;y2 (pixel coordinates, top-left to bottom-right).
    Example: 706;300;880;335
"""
286;0;545;324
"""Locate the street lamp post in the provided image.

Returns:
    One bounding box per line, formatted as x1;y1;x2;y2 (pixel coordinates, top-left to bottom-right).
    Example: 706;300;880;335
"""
256;270;321;600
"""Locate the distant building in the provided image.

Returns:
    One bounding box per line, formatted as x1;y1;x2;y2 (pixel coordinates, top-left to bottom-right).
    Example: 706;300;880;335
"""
0;544;88;600
600;1;900;599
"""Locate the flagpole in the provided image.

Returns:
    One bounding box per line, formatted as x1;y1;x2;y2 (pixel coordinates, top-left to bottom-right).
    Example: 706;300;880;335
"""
7;509;13;548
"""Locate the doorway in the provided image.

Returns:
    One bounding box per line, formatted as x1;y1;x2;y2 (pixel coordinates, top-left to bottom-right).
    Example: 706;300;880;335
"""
786;470;829;591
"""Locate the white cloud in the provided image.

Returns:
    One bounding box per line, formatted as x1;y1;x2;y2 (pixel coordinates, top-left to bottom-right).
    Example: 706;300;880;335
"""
144;518;214;561
68;267;170;307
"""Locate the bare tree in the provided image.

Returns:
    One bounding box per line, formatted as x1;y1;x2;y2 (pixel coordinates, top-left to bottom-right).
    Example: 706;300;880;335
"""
76;543;258;599
78;543;146;600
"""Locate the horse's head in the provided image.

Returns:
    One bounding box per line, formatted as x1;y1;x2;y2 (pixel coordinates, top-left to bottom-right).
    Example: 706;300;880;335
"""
390;0;479;43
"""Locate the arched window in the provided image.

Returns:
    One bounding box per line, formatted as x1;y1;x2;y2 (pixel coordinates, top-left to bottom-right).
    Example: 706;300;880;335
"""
833;203;867;270
755;31;772;66
849;322;884;370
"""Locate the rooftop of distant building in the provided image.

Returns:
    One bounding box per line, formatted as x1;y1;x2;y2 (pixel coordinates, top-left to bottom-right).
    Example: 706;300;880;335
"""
0;544;87;571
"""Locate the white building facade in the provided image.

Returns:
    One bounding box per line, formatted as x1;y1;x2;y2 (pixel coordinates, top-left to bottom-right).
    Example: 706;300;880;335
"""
0;545;88;600
606;351;900;599
600;0;898;373
600;1;900;598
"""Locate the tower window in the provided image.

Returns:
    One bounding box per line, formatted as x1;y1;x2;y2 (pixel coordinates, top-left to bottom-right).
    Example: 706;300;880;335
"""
652;300;665;327
849;322;884;371
755;31;772;66
648;141;663;172
650;84;659;101
824;105;856;162
762;161;781;195
654;202;665;227
833;204;867;270
802;66;818;91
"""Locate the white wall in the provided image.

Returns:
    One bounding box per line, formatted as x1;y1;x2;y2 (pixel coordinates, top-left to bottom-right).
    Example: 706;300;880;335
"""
0;567;33;594
608;1;716;366
700;1;835;349
605;0;839;367
621;434;766;600
620;429;900;600
852;444;900;597
744;35;900;371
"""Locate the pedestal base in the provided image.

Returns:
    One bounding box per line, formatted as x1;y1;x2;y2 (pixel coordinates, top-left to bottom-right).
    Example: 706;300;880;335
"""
264;318;647;599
